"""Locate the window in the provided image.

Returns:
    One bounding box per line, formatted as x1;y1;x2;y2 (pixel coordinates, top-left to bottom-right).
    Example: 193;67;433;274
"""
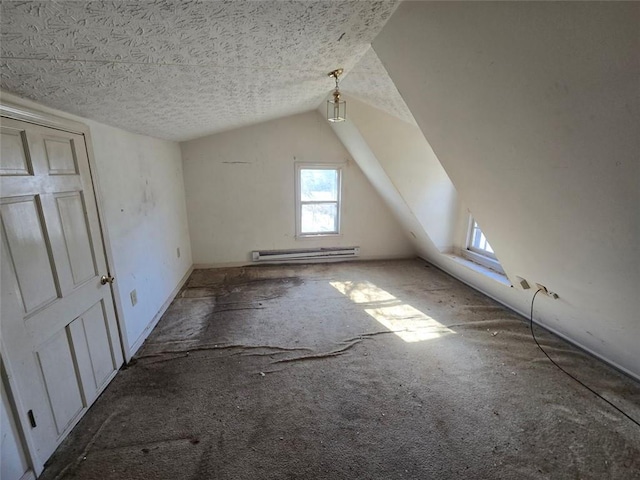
296;164;341;237
467;219;496;259
463;216;504;274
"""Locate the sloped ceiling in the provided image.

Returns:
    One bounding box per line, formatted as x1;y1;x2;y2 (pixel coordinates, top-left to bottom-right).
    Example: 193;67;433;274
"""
341;47;416;126
1;0;405;141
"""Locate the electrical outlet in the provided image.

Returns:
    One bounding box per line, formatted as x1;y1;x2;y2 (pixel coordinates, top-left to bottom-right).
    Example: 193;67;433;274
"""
177;247;181;258
535;283;559;299
516;276;530;290
535;283;548;294
130;289;137;307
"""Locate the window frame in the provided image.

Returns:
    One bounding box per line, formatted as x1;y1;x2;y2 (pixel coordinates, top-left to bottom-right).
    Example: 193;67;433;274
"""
295;163;342;238
463;216;504;274
466;217;497;260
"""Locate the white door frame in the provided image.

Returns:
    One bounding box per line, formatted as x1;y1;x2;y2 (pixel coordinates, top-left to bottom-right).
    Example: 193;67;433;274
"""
0;98;129;475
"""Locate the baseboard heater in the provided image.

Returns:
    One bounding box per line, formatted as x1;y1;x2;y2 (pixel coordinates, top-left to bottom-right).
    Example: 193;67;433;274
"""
252;246;360;262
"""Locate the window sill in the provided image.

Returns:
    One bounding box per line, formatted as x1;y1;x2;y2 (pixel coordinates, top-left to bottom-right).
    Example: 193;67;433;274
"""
446;252;511;287
295;233;342;240
460;249;504;274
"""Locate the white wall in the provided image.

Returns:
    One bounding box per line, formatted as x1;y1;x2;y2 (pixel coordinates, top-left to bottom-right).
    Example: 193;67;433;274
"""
327;96;459;252
87;122;192;353
325;105;438;261
373;2;640;378
181;111;414;266
1;92;193;358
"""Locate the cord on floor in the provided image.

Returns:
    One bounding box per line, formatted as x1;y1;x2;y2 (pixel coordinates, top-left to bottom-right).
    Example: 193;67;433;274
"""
529;288;640;428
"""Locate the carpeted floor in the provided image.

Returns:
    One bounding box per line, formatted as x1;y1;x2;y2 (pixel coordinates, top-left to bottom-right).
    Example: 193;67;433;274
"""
40;259;640;479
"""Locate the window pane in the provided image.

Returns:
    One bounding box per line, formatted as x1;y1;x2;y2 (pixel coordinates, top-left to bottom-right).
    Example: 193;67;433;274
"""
301;203;338;233
471;222;494;253
300;169;338;201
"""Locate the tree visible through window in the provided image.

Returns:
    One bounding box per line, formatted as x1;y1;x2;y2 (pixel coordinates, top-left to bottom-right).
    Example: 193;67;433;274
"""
297;166;341;236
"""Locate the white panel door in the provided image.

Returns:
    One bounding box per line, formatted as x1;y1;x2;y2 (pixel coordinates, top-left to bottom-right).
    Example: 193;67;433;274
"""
0;118;123;471
1;366;34;480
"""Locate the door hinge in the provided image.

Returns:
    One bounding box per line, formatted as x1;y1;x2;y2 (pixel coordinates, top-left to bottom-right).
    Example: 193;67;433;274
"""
27;409;36;428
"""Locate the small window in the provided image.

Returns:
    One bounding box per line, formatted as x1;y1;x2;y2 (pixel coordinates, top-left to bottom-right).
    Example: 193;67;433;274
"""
468;219;496;259
463;216;504;274
296;164;341;237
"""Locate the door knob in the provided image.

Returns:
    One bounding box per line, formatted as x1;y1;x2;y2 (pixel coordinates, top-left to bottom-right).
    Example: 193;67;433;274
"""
100;275;115;285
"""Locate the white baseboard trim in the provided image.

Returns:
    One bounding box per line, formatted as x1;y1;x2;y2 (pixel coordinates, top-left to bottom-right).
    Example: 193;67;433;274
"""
193;261;250;269
419;256;640;383
357;254;416;262
127;266;193;359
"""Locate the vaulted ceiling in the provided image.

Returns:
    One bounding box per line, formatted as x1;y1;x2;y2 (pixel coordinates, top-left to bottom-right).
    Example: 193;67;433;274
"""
1;0;412;141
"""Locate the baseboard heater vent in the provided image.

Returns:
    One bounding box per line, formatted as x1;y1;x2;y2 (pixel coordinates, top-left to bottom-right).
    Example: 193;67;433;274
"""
252;246;360;262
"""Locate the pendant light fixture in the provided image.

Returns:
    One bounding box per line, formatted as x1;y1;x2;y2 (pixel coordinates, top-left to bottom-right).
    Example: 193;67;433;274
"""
327;68;346;122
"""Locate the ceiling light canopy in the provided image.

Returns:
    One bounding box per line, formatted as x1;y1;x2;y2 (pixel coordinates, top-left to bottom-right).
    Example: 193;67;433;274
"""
327;68;346;123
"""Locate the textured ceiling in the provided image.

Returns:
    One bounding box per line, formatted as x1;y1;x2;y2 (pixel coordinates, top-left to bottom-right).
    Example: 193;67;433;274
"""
342;47;416;126
1;0;409;141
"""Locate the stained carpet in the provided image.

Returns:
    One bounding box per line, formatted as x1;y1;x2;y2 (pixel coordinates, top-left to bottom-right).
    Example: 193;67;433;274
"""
40;260;640;480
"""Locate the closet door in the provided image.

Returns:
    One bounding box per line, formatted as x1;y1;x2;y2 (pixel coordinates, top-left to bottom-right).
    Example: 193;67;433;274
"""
0;118;123;470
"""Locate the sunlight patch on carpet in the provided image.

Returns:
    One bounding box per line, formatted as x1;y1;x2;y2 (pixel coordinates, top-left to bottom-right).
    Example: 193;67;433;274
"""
330;281;455;342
